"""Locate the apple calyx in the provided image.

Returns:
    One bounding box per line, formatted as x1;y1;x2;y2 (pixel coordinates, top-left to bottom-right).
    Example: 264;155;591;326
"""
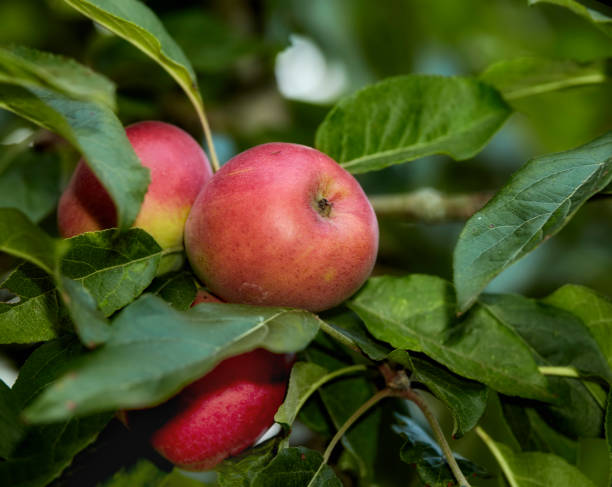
317;197;333;217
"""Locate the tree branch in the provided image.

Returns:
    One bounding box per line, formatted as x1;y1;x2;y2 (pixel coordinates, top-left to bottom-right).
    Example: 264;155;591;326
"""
369;188;492;223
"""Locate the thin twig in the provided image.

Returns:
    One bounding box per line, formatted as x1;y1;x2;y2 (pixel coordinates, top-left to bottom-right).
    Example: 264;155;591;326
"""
399;388;471;487
322;388;393;464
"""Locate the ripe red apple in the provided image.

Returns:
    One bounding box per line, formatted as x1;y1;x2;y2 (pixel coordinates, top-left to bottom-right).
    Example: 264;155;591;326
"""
135;348;291;471
57;121;212;270
184;142;379;312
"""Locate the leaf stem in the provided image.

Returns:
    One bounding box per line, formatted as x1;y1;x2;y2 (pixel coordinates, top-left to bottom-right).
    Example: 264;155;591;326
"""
189;92;220;173
475;426;519;487
160;245;184;257
322;388;393;464
399;388;472;487
538;365;579;378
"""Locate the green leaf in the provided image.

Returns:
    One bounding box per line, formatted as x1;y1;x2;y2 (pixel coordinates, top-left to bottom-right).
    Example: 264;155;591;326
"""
63;0;205;127
394;414;487;487
0;208;66;276
22;296;319;422
320;308;391;360
543;284;612;372
251;447;342;487
60;277;111;348
315;75;510;174
0;84;149;230
100;459;206;487
0;149;62;223
479;293;607;437
216;438;279;487
480;293;612;383
0;45;116;110
606;388;612;487
61;229;162;316
0;264;60;344
304;346;383;483
0;380;24;459
477;427;596;487
525;409;578;464
409;356;488;438
480;57;611;102
350;275;551;400
275;362;367;428
147;271;197;311
529;0;612;37
0;338;111;487
454;131;612;312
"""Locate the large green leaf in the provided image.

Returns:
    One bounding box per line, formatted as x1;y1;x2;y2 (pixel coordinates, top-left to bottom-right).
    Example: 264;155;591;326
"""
320;308;391;361
409;355;488;438
60;277;110;348
0;84;149;230
61;229;162;316
350;275;551;400
0;208;66;276
0;45;116;110
304;345;384;484
481;57;610;102
0;149;62;223
100;459;204;487
315;75;510;174
478;427;596;487
529;0;612;37
480;293;612;383
147;271;197;311
0;338;111;487
216;439;280;487
0;264;60;344
275;362;367;428
63;0;205;126
480;293;606;437
544;285;612;371
0;380;23;459
394;414;487;487
606;388;612;487
23;296;319;422
251;447;342;487
454;131;612;312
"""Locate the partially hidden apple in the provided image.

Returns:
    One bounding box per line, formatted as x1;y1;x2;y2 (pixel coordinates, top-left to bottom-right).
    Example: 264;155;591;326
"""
145;348;291;471
58;121;212;271
130;290;291;471
184;142;379;312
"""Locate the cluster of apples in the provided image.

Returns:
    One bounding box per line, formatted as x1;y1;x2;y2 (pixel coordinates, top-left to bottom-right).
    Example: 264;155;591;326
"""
57;121;379;470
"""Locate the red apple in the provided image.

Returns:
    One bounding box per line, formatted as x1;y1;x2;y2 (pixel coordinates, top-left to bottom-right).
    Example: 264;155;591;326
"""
136;348;291;471
57;121;212;270
184;142;379;312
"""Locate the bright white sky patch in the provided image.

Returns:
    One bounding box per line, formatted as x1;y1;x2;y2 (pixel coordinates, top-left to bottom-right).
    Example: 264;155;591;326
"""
275;34;348;104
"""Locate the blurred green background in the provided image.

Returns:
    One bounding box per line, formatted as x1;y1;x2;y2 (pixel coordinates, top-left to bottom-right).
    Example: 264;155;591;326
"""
1;0;611;299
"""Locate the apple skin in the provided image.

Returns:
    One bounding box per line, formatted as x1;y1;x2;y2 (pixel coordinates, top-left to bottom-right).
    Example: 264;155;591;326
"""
141;348;291;471
184;142;379;312
57;121;212;259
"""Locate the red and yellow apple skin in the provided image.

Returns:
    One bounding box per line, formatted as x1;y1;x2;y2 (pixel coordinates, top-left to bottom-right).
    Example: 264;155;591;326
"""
143;348;291;471
184;142;379;312
57;120;212;253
